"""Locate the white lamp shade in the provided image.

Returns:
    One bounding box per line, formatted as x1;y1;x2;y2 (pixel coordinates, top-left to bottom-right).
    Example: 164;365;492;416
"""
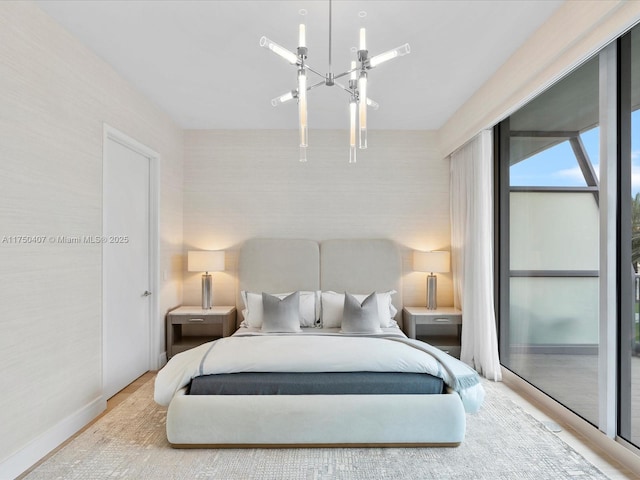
188;250;225;272
413;251;450;273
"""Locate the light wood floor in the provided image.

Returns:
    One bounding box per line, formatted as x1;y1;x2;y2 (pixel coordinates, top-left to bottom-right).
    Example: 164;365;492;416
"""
103;371;156;413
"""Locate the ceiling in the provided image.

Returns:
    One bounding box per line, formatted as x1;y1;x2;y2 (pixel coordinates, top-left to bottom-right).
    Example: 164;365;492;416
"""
35;0;565;131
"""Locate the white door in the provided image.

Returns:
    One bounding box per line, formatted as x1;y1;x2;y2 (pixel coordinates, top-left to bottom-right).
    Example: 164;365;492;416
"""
103;136;151;400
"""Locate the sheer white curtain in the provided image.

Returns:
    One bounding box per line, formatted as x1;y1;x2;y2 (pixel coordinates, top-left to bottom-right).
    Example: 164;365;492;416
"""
450;130;501;381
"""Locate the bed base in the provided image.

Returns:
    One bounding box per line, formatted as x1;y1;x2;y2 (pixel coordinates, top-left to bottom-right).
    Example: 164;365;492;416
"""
171;442;460;448
166;388;465;447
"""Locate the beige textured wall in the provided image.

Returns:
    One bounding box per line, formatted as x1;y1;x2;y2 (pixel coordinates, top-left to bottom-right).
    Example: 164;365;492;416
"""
0;1;183;471
183;129;453;312
439;0;640;156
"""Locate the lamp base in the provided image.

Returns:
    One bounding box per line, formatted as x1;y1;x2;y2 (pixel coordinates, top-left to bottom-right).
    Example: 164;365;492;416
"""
426;274;437;310
201;273;213;309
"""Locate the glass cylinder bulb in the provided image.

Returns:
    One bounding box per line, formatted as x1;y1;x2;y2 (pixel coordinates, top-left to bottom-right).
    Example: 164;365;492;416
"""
259;36;298;65
369;43;411;68
349;100;357;147
349;99;357;163
358;73;367;149
359;28;366;51
366;97;379;110
298;70;308;147
299;145;307;163
271;91;295;107
299;24;306;48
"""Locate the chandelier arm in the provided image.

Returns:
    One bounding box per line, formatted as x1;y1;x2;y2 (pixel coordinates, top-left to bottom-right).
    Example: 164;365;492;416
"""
305;65;325;78
333;69;356;81
307;79;327;91
334;81;355;96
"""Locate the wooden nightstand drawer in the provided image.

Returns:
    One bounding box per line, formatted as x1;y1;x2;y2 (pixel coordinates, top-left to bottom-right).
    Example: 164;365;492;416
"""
403;306;462;358
166;306;236;359
415;314;461;325
169;314;214;324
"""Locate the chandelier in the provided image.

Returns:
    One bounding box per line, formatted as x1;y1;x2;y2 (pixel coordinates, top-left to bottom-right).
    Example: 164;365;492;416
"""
260;0;410;163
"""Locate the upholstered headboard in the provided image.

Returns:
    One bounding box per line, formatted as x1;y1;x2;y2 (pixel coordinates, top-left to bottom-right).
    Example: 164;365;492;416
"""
238;238;320;293
320;239;402;325
237;238;403;328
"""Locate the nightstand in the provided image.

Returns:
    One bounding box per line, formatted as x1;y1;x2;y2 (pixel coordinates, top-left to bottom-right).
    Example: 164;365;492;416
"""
403;306;462;358
166;306;236;359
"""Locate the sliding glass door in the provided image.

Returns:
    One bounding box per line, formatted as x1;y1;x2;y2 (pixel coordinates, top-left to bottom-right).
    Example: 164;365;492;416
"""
497;57;601;426
620;26;640;448
497;26;640;450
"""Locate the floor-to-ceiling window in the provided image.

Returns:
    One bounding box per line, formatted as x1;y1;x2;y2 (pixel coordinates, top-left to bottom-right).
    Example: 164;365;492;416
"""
497;57;601;426
621;26;640;448
497;26;640;450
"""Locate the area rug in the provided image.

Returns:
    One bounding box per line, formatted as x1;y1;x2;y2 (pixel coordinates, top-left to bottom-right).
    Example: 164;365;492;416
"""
22;377;609;480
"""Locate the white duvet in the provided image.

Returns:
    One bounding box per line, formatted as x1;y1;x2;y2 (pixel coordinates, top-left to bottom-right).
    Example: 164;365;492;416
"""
154;333;485;413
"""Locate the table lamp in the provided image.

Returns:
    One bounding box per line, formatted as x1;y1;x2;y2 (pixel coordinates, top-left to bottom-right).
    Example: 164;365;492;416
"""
413;251;450;310
188;250;225;309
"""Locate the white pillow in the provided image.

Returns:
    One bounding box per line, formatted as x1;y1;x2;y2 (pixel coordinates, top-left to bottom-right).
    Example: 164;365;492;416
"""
241;290;319;328
320;290;397;328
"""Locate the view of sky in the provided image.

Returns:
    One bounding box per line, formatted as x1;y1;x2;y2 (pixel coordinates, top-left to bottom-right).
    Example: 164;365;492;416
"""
510;111;640;197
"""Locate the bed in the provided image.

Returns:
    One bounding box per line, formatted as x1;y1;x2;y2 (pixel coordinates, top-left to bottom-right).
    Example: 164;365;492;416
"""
155;238;484;447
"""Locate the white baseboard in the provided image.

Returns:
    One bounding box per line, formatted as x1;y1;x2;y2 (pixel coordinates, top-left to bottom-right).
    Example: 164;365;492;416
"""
158;351;167;369
0;396;106;480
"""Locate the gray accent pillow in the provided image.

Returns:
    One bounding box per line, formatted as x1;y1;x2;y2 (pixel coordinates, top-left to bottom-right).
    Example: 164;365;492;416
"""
261;291;302;333
341;292;383;334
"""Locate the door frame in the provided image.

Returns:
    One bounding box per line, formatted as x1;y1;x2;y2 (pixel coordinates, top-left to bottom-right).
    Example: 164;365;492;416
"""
102;123;160;395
